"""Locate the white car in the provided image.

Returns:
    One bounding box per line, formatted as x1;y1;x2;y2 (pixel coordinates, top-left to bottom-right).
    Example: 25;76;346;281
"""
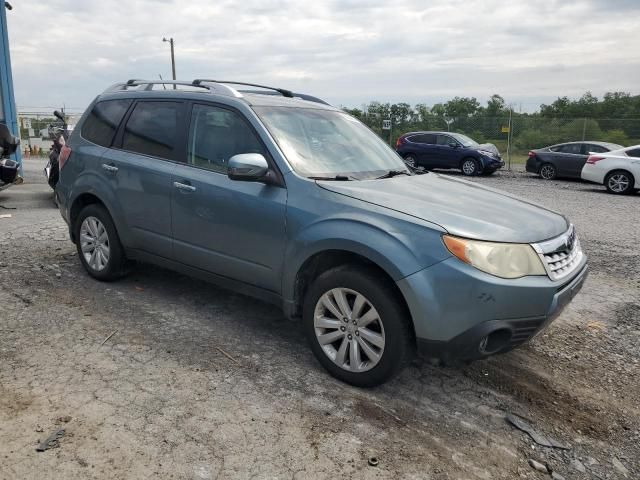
581;145;640;194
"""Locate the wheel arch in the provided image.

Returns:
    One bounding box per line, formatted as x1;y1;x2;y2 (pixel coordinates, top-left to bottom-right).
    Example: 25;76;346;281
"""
287;248;417;340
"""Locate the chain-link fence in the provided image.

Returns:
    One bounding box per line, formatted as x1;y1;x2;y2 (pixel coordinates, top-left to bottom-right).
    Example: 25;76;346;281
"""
17;111;83;157
350;110;640;167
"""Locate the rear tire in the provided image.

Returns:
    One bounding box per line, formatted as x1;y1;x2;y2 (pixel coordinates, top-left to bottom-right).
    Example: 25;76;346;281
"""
303;265;414;387
461;158;479;176
539;163;557;180
75;204;129;281
605;170;634;194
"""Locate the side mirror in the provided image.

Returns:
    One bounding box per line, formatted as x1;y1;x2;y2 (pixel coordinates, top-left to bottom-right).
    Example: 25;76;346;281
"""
53;110;65;121
228;153;270;183
449;142;459;148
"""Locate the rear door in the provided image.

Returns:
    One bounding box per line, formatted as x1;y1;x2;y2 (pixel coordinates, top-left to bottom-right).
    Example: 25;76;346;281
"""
170;102;287;293
407;133;437;167
100;100;186;259
552;143;585;177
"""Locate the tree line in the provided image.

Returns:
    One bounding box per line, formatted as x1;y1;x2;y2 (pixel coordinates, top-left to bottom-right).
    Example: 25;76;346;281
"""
343;92;640;151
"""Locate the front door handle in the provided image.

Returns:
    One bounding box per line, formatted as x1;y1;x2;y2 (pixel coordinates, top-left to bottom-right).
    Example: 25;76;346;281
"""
101;163;118;173
173;181;196;193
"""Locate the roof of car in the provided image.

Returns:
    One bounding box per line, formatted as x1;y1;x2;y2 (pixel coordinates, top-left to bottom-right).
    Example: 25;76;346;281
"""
402;131;454;136
97;79;335;111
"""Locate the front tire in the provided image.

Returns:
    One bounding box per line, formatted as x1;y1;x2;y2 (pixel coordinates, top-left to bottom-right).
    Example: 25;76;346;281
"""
303;265;414;387
461;158;479;176
605;170;634;194
75;204;129;281
403;154;417;168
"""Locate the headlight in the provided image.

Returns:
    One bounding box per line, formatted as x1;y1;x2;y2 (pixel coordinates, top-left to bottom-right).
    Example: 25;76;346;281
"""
443;235;546;279
479;150;496;157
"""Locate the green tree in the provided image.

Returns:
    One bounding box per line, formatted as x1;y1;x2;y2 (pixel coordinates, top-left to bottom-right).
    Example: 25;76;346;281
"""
485;94;506;117
444;97;480;117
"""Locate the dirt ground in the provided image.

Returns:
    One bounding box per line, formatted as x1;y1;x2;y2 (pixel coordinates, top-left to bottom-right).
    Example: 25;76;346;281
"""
0;159;638;480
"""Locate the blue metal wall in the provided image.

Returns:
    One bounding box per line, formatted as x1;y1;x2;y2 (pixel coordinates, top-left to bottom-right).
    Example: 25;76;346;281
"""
0;4;21;167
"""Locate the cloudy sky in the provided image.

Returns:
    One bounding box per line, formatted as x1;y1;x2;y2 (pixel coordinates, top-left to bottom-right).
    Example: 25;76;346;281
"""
6;0;640;113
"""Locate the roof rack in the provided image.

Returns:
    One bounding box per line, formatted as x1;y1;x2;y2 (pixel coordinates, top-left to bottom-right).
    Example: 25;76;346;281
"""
193;79;294;98
102;79;329;105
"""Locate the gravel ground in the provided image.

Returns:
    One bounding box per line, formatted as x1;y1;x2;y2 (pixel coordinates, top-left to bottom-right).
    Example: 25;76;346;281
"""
0;159;638;480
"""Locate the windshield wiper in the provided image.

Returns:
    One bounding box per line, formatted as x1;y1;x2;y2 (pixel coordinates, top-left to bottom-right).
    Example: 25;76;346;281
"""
308;175;354;181
375;169;411;179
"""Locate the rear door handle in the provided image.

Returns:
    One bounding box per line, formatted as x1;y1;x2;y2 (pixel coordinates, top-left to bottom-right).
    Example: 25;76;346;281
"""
173;181;196;193
101;163;118;173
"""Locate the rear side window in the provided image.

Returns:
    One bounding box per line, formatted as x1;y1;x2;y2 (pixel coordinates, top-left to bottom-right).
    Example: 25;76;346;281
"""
408;134;436;144
627;148;640;158
556;144;582;154
81;99;132;147
122;102;180;160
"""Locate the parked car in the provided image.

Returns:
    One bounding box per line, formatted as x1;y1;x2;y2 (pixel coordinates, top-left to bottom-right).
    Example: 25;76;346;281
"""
57;79;588;387
581;145;640;194
526;141;623;180
396;131;504;176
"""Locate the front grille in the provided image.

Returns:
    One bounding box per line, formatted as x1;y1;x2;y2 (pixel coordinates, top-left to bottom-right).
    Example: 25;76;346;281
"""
533;225;584;281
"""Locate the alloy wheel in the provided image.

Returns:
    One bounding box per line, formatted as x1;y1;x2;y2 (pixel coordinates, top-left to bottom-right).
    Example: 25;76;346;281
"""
540;165;556;180
313;288;386;373
79;216;110;271
404;156;416;168
607;173;630;193
462;160;476;175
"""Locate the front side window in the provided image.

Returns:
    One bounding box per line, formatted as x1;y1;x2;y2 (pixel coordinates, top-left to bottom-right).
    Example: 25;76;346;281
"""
187;104;265;173
584;144;607;154
254;106;407;179
81;99;132;147
122;102;180;160
436;135;454;146
450;133;478;147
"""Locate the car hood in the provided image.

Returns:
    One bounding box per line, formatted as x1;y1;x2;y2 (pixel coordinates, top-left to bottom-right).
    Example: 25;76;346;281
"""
317;174;568;243
476;143;500;156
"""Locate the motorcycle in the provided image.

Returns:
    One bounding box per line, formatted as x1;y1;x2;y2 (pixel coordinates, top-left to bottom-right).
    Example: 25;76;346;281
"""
0;122;20;192
44;110;70;190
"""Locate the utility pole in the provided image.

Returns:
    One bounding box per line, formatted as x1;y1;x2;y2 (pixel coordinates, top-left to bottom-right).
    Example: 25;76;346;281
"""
507;108;513;170
162;37;176;87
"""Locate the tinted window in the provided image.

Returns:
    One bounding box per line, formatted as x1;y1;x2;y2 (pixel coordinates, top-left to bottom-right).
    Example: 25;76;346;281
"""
627;148;640;158
556;143;582;154
436;135;454;146
187;104;265;173
408;134;436;144
81;99;132;147
122;102;180;160
584;144;607;154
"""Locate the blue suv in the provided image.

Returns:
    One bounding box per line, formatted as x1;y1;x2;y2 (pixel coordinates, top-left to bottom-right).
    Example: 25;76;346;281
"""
57;79;587;386
396;131;505;175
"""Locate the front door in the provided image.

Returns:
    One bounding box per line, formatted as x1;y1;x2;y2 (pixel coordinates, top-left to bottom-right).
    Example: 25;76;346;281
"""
171;103;287;293
435;134;460;168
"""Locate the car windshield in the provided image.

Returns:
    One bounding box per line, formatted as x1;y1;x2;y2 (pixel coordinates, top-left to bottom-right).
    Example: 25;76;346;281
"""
253;106;408;179
450;133;479;147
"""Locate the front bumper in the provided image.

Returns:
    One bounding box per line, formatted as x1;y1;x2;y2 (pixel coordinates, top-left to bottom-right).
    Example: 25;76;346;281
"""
397;254;588;362
482;158;504;171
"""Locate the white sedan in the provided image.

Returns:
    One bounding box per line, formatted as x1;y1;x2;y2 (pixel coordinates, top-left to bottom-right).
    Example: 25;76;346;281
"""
581;145;640;194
